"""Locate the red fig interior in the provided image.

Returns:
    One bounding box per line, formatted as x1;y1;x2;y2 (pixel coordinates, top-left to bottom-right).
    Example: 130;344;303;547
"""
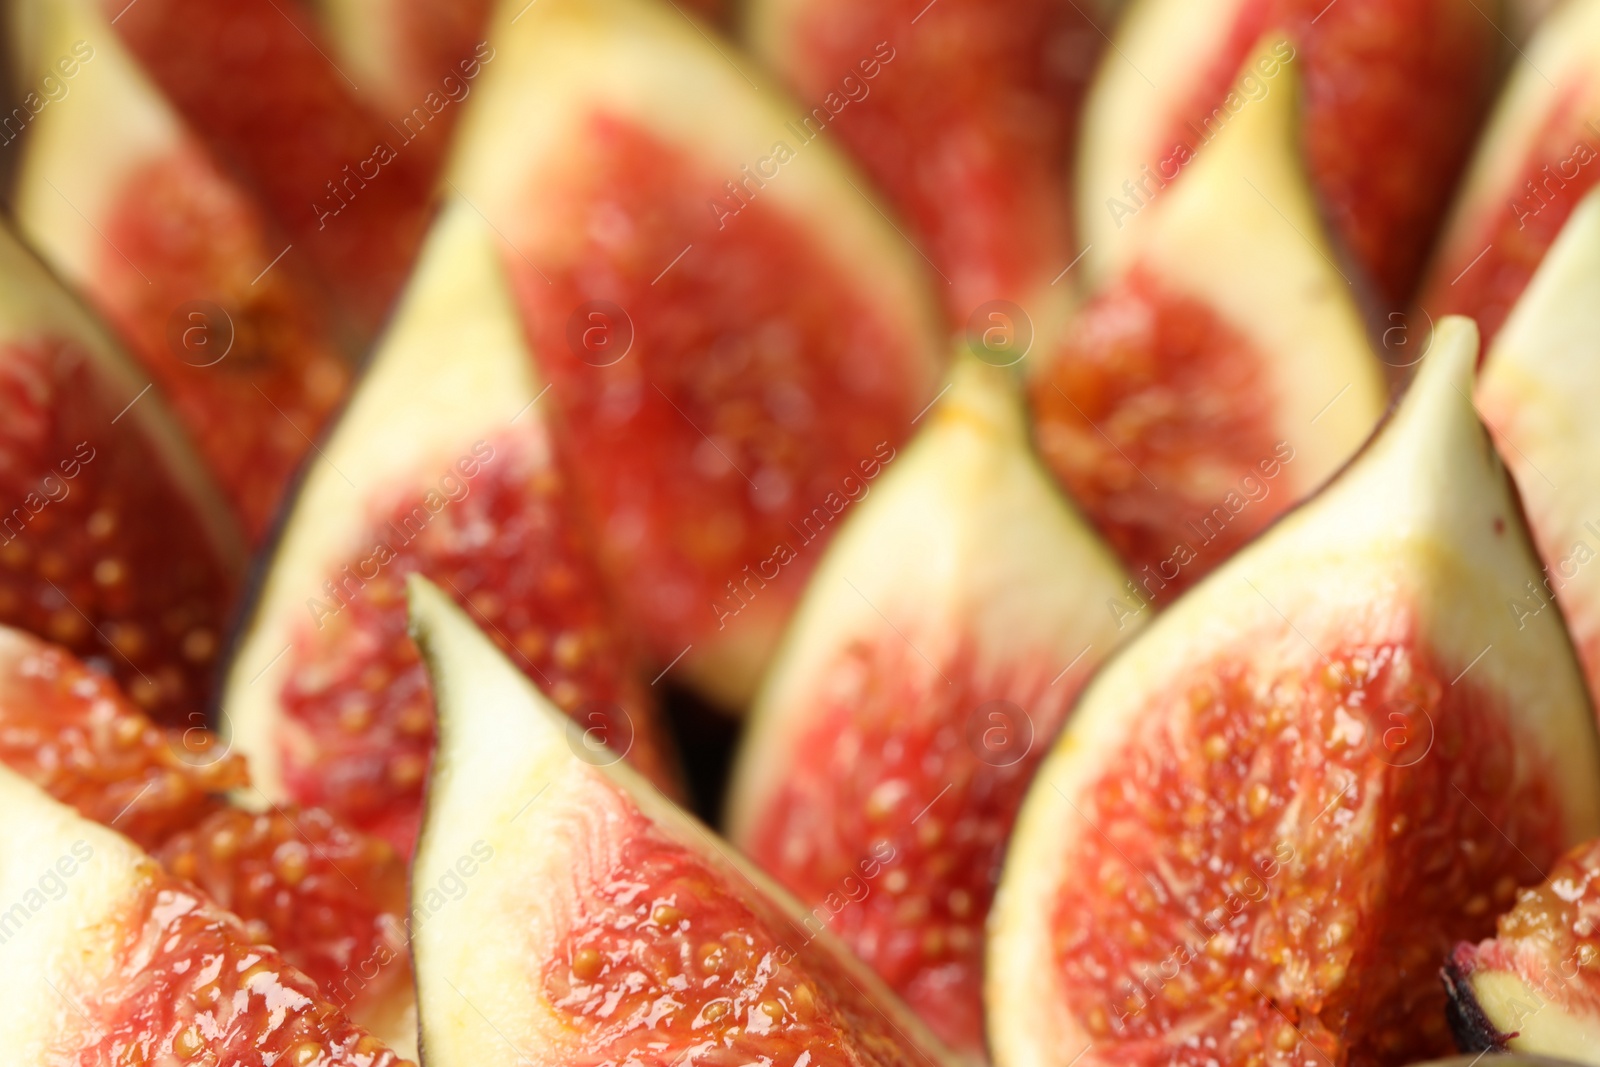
0;216;242;726
746;0;1107;327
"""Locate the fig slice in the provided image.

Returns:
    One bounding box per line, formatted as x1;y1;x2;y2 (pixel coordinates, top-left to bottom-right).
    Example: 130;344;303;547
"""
405;573;960;1067
222;195;679;859
0;215;242;726
1078;0;1499;307
0;762;411;1064
989;317;1600;1066
724;352;1138;1056
1443;836;1600;1063
9;0;353;543
0;621;418;1054
1421;0;1600;346
447;0;945;707
1029;40;1386;601
95;0;436;336
1477;186;1600;716
744;0;1107;328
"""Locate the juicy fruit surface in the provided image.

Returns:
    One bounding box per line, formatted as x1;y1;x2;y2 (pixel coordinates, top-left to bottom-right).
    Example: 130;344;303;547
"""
1456;836;1600;1019
278;431;674;855
102;0;434;333
69;863;407;1066
775;0;1098;322
542;776;940;1067
0;340;236;726
1049;636;1566;1065
0;635;244;851
1163;0;1495;305
505;112;927;666
157;806;412;1014
101;147;350;543
1424;82;1599;345
743;635;1076;1054
1029;268;1284;596
0;627;414;1030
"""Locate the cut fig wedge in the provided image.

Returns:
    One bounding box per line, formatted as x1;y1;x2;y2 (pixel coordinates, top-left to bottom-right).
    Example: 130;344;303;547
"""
745;0;1107;328
1079;0;1499;307
10;0;352;543
0;763;410;1064
725;352;1137;1055
406;573;960;1067
0;216;242;726
1478;186;1600;717
222;196;678;858
447;0;945;707
990;317;1600;1066
0;622;417;1054
1444;836;1600;1063
97;0;437;335
1029;40;1386;600
1421;0;1600;345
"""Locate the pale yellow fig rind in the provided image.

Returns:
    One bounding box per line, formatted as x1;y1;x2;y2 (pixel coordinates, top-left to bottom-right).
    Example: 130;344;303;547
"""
1479;187;1600;701
1470;967;1600;1064
1075;0;1254;285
